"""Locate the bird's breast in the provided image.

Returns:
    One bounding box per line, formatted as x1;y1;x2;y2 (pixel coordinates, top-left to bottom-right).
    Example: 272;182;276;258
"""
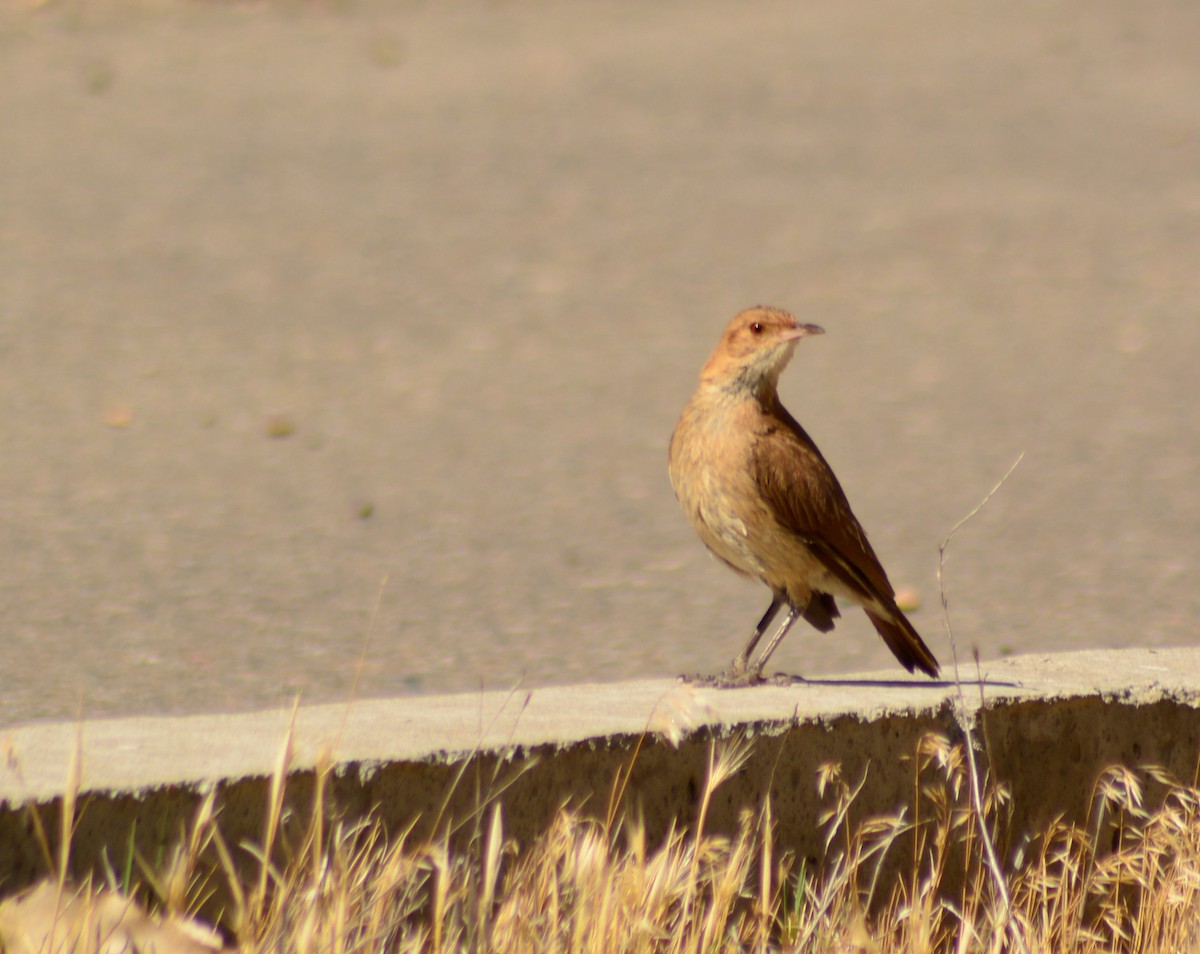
669;395;770;578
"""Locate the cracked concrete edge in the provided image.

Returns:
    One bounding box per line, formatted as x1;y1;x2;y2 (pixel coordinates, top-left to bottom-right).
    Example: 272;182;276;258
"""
1;647;1198;898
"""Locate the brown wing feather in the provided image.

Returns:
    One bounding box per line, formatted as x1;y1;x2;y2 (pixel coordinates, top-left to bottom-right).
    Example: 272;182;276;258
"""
751;397;940;678
751;397;896;602
865;610;940;678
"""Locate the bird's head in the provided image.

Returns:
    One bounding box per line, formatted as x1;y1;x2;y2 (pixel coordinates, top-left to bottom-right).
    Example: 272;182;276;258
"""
699;306;824;396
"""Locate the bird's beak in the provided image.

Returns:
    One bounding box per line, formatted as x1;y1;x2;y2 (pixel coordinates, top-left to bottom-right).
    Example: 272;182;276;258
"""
778;323;825;342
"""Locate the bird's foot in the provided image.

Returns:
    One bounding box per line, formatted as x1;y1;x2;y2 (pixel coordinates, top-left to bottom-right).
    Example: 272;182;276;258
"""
678;666;807;689
679;664;768;689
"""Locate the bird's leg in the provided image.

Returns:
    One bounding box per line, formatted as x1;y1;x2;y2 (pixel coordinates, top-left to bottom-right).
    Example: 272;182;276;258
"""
729;595;785;675
748;604;802;677
688;596;796;688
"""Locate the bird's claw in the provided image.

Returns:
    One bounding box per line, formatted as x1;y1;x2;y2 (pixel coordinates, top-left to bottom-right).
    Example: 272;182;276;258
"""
678;666;807;689
679;665;768;689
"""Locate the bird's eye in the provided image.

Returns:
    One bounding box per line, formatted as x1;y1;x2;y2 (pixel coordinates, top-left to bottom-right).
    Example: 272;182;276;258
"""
749;322;764;335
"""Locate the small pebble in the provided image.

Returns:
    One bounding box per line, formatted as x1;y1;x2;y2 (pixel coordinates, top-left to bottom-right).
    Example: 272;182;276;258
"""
265;415;296;438
102;404;133;429
894;586;921;612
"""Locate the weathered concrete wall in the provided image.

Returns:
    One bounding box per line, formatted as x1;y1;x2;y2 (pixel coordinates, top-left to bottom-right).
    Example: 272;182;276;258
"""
2;648;1198;903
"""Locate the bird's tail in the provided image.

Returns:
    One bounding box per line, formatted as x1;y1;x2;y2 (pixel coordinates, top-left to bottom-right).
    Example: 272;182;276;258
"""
865;608;940;678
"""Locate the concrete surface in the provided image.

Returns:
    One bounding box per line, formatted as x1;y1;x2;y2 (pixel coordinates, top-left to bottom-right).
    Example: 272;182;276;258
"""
2;0;1200;726
3;648;1200;899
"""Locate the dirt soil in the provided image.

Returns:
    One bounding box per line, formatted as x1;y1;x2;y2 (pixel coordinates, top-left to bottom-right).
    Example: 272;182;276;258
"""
1;0;1198;726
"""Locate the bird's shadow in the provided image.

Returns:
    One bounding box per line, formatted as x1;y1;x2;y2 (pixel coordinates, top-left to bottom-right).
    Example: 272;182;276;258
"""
681;673;1024;691
770;674;1024;691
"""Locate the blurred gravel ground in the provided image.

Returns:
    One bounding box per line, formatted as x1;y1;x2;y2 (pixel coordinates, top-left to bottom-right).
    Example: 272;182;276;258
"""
1;0;1197;725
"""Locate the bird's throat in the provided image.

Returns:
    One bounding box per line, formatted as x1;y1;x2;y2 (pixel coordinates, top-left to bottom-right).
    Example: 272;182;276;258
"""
721;366;782;405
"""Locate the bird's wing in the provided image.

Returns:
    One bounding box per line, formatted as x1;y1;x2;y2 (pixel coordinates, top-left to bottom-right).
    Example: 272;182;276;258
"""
750;399;897;606
752;398;941;679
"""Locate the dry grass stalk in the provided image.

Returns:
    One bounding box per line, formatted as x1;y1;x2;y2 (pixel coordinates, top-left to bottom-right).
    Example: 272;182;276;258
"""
936;452;1028;954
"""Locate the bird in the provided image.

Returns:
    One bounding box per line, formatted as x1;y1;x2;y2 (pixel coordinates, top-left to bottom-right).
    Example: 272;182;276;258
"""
668;305;940;685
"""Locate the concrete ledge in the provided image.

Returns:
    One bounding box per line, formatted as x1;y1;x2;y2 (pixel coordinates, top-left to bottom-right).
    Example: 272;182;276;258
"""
3;648;1199;897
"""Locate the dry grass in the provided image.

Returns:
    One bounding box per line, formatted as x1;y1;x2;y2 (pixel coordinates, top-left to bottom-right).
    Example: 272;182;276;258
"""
8;725;1200;953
